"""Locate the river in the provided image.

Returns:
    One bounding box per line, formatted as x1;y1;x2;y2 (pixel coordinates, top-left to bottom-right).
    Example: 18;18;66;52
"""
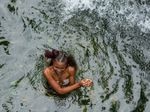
0;0;150;112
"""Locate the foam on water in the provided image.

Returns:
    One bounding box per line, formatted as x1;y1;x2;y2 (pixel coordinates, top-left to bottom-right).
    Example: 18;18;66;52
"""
63;0;95;11
62;0;150;33
0;0;150;112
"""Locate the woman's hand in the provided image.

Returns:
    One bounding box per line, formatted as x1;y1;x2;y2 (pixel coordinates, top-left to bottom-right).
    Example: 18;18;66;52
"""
80;79;93;87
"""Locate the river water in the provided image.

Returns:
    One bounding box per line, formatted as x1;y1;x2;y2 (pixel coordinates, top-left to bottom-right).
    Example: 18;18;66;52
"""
0;0;150;112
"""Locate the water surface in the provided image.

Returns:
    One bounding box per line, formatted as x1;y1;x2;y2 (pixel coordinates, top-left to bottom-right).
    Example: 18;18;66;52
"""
0;0;150;112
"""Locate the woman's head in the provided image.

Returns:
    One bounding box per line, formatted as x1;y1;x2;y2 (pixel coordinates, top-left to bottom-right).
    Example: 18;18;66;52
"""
53;52;68;74
54;52;68;65
45;49;78;72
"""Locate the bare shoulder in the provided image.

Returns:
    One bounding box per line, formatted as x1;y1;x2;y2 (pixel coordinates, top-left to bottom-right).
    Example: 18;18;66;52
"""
68;66;76;75
43;67;53;76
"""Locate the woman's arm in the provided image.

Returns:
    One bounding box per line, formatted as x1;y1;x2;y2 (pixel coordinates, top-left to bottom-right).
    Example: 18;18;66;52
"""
68;66;76;85
43;68;81;95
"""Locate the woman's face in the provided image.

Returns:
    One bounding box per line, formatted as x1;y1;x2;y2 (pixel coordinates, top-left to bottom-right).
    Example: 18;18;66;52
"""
53;60;67;74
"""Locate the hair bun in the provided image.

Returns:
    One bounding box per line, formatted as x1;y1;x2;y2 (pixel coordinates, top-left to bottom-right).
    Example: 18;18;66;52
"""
52;49;59;58
44;49;59;59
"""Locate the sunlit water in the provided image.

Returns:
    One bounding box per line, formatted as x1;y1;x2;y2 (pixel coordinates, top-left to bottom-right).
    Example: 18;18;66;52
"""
0;0;150;112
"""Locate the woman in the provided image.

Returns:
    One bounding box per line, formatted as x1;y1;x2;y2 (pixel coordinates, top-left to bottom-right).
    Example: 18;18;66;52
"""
43;49;93;95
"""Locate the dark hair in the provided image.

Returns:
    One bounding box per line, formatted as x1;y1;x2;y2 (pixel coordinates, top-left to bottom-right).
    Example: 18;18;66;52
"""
44;49;59;59
55;51;67;64
44;49;78;70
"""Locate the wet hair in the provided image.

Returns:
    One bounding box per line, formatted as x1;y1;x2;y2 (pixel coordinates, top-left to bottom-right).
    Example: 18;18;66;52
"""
44;49;59;59
44;49;78;70
55;52;68;64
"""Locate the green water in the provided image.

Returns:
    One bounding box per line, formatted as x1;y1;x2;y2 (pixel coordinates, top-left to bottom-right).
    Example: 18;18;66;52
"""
0;0;150;112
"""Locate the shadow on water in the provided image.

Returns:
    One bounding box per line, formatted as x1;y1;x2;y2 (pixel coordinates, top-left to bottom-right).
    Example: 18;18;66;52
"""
0;0;150;112
0;37;10;55
7;0;20;14
132;80;148;112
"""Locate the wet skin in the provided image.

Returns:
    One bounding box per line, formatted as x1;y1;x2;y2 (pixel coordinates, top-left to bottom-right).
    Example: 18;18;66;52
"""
43;60;93;95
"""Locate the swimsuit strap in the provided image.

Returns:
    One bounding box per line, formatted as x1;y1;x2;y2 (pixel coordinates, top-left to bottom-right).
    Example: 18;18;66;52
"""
60;70;70;86
61;78;70;86
52;68;70;86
